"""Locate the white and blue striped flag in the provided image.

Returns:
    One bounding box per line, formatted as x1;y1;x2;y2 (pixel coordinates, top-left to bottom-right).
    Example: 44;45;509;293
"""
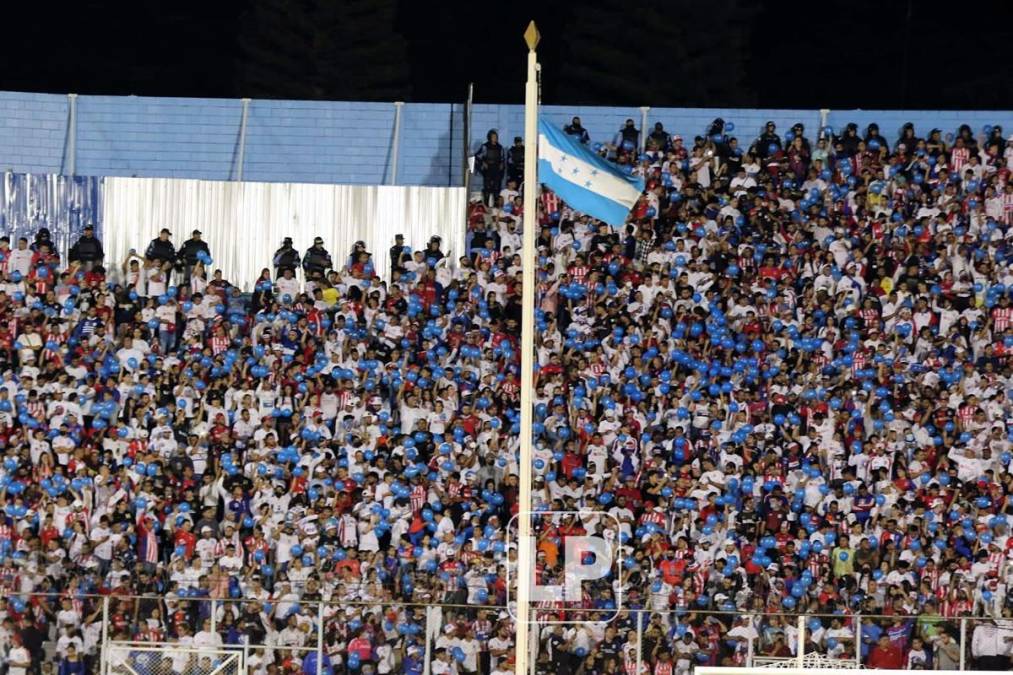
537;118;645;227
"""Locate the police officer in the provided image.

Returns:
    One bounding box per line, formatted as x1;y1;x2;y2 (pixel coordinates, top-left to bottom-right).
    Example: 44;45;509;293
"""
754;121;782;159
144;228;176;272
68;224;104;271
617;118;640;151
506;136;525;185
564;116;590;144
389;234;409;282
475;129;505;206
176;229;211;285
273;237;302;278
303;236;333;278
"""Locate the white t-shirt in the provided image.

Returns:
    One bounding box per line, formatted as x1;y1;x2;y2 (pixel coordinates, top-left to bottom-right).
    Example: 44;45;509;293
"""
277;277;301;300
488;637;512;671
8;646;30;675
146;267;168;298
90;525;114;560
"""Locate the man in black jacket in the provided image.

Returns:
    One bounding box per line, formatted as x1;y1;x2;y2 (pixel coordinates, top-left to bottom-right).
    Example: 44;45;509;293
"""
475;130;505;206
389;234;409;282
506;136;525;185
564;116;590;144
144;228;176;273
617;118;640;151
68;224;104;271
303;236;333;277
754;121;782;159
31;227;53;253
648;122;670;151
18;616;46;675
176;229;211;285
273;237;301;277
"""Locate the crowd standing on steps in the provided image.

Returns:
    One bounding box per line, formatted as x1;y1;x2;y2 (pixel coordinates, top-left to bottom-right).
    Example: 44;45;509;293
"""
1;118;1013;674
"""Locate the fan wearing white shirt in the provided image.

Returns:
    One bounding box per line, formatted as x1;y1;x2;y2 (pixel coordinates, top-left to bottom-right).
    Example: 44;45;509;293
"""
276;269;301;300
193;618;223;650
7;635;31;675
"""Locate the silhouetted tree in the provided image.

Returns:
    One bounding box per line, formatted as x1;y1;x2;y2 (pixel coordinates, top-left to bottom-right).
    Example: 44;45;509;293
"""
238;0;409;100
555;0;757;107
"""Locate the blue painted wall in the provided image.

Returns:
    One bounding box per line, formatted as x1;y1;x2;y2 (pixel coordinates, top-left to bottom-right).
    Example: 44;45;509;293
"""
244;100;396;184
0;92;70;174
76;95;245;179
0;90;1008;187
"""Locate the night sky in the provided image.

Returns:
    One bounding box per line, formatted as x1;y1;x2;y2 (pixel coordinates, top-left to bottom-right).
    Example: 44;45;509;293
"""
2;0;1010;109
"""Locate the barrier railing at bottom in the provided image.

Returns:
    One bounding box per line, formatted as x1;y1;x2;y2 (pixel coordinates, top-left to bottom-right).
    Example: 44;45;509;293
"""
1;594;1008;673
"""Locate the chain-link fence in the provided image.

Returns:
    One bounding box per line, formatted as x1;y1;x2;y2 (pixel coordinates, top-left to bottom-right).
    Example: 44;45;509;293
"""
104;644;243;675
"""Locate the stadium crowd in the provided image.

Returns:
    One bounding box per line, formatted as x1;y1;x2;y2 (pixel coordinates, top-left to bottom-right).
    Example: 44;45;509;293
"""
1;118;1013;675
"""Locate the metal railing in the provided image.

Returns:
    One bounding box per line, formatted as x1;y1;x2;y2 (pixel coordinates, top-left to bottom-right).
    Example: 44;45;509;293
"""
3;593;1006;673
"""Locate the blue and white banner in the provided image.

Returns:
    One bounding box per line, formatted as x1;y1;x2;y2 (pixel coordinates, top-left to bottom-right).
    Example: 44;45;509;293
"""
537;119;644;227
0;173;103;265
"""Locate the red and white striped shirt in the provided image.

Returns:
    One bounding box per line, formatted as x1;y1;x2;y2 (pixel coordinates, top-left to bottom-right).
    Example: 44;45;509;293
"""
568;265;589;285
0;564;19;593
640;510;665;527
210;334;229;355
993;307;1013;332
500;378;519;399
850;351;868;376
410;485;427;513
542;191;561;216
1002;191;1013;225
859;308;879;330
921;566;941;591
942;598;971;617
957;405;978;425
951;147;969;173
988;551;1004;574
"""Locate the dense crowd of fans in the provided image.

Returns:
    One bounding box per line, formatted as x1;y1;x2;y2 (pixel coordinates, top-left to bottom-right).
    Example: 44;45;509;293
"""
1;117;1013;675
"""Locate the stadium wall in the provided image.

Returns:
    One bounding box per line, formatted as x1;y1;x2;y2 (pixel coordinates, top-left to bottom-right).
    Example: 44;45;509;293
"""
0;170;465;288
0;90;1010;187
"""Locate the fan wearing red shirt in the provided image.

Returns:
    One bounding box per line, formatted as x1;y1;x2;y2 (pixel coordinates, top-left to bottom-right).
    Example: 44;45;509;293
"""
658;550;687;586
867;636;904;669
560;451;584;478
455;406;480;437
172;521;198;559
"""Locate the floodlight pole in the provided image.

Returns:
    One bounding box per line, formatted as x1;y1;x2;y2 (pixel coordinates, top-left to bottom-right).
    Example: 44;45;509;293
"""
515;19;540;675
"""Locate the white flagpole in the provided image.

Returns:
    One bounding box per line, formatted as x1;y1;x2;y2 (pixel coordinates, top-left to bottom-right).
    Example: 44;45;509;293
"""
515;19;540;675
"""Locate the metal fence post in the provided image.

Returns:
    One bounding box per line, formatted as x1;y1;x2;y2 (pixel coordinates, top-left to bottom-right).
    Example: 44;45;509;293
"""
423;606;434;675
463;83;473;190
819;108;830;136
853;614;861;667
959;617;966;670
529;608;538;675
100;595;110;675
635;610;643;675
390;101;405;186
639;107;650;151
746;614;755;667
65;93;78;176
235;98;251;181
796;615;805;666
211;598;217;636
317;601;325;675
